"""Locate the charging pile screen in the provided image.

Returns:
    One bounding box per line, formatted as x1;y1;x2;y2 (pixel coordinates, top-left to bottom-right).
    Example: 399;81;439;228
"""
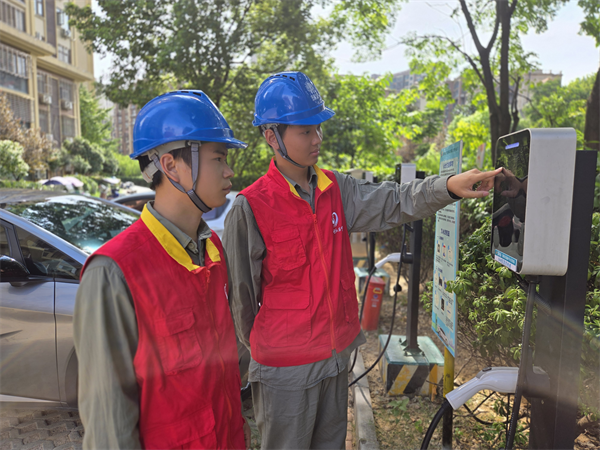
491;130;530;273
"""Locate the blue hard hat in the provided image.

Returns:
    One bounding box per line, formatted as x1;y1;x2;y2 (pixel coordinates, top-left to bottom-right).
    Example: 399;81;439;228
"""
132;90;247;159
252;72;335;127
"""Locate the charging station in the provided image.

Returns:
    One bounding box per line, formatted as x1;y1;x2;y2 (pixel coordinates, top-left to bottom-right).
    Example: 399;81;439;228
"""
420;128;597;450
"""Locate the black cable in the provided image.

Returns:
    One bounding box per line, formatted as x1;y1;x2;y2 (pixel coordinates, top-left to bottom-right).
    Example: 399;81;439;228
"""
349;226;407;388
506;394;511;442
421;399;452;449
505;280;537;450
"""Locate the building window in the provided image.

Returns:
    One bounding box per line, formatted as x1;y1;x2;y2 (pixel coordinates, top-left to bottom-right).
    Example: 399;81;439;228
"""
4;91;32;127
56;8;69;30
59;79;73;102
58;45;71;64
59;79;74;111
0;43;29;94
37;71;48;94
61;116;75;138
39;109;49;134
0;1;26;32
35;0;44;16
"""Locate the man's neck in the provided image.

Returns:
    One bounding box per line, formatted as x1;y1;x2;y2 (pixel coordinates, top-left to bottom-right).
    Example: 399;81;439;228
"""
153;188;202;240
275;159;311;192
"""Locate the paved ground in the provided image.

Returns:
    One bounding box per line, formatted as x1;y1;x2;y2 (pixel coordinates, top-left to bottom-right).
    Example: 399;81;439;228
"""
0;393;357;450
0;409;83;450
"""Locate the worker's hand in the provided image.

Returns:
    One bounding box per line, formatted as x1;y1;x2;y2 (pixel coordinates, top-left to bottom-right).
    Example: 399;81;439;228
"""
243;417;252;449
446;167;503;198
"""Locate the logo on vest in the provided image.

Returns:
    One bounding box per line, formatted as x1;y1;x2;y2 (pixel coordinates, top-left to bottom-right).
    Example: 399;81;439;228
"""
332;212;344;234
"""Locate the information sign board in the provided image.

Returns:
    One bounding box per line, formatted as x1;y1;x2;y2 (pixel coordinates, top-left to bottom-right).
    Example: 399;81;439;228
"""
431;141;462;356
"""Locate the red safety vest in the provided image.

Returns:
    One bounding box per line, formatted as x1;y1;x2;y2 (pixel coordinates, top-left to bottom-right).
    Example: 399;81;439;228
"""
82;206;246;450
240;160;361;367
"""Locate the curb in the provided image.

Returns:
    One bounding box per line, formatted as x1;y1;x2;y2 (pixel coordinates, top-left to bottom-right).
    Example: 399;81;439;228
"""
350;350;379;450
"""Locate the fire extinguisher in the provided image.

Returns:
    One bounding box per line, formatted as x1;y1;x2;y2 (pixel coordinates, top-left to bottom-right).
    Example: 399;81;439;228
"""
360;276;387;331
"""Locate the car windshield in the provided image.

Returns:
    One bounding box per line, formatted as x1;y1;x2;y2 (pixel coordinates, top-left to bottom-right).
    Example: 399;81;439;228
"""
3;195;139;254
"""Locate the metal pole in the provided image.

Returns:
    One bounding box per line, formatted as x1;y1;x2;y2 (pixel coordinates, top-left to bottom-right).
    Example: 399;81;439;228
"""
442;348;454;450
405;217;422;350
529;150;597;449
405;171;425;351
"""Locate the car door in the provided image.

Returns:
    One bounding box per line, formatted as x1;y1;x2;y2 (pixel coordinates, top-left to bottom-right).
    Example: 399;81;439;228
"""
0;220;63;401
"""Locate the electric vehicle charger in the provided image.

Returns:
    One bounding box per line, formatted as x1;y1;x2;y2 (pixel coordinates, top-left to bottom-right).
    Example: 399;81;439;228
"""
419;276;549;449
349;226;408;388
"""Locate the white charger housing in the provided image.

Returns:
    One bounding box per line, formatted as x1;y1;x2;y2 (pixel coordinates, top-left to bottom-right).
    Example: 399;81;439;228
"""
491;128;577;276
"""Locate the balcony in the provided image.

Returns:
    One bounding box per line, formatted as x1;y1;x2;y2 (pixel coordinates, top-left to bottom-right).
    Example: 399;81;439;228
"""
0;0;55;56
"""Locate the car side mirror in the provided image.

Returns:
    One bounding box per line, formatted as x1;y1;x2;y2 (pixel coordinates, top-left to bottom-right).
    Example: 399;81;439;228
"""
0;255;30;281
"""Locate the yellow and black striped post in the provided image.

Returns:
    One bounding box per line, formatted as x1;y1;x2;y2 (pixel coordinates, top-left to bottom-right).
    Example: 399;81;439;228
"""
379;335;444;396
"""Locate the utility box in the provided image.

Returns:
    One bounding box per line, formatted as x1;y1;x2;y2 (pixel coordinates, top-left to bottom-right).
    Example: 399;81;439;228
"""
379;335;444;396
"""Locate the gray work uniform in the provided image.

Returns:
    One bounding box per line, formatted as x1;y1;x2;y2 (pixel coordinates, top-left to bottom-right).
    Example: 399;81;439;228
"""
73;202;213;450
223;165;459;449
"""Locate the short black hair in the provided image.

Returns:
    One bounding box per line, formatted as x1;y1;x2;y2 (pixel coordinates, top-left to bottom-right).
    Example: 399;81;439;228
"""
138;147;193;190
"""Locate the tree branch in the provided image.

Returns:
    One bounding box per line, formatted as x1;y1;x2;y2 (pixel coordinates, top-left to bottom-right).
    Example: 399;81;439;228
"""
486;13;500;52
459;0;485;54
403;34;485;86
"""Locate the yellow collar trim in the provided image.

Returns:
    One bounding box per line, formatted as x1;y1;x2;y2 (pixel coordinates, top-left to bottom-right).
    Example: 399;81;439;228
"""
285;178;300;197
274;161;331;196
314;165;333;192
205;239;221;263
141;205;219;271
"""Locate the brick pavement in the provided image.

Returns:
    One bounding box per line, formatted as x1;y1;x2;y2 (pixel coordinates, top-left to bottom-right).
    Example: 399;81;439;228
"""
0;409;83;450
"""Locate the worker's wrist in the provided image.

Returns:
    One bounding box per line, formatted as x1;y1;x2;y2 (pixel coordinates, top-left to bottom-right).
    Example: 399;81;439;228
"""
446;175;462;200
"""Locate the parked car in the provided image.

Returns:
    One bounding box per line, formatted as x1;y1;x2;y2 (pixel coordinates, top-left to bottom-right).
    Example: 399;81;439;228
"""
0;190;140;407
0;189;250;408
113;191;239;239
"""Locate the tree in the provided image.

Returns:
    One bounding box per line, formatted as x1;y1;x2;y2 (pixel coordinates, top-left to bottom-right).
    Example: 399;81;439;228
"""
66;0;340;108
402;0;569;163
318;68;453;177
520;75;595;147
0;94;55;177
62;138;105;175
79;85;116;152
66;0;415;184
578;0;600;151
0;140;30;181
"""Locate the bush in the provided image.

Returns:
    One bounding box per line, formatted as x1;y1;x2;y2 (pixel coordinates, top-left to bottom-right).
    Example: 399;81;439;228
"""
0;140;29;181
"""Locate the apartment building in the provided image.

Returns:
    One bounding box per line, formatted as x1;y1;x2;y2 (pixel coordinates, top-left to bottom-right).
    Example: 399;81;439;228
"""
99;94;137;155
0;0;94;146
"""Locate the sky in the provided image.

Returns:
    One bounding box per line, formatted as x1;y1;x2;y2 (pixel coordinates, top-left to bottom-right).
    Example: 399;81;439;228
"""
93;1;600;85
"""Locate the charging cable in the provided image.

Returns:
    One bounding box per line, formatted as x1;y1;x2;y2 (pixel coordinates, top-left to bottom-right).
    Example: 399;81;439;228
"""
349;225;408;388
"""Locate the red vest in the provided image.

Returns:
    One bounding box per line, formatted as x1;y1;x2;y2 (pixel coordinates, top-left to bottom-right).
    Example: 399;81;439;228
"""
240;160;361;367
82;206;246;450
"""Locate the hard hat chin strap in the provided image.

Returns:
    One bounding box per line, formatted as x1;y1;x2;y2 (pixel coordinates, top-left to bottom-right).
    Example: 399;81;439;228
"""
150;142;212;213
273;126;307;169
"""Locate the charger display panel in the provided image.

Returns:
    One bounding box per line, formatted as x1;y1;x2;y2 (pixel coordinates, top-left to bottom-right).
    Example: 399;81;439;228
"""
491;130;530;273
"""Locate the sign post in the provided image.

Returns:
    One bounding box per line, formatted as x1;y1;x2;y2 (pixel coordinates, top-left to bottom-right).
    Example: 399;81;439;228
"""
432;141;462;450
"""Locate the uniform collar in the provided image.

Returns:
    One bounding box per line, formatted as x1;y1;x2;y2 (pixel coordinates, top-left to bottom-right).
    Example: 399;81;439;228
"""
268;158;332;197
141;204;220;272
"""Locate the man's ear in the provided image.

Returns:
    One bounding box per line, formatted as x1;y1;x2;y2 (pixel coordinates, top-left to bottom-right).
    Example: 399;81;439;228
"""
159;153;181;184
264;129;278;150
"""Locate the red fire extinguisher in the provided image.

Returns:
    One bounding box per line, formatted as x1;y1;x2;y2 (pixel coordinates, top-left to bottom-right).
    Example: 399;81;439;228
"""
360;276;387;331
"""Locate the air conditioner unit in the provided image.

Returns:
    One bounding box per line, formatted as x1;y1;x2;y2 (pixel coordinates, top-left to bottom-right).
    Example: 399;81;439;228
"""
45;134;54;142
61;99;73;110
61;28;71;38
39;93;52;105
35;32;46;42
